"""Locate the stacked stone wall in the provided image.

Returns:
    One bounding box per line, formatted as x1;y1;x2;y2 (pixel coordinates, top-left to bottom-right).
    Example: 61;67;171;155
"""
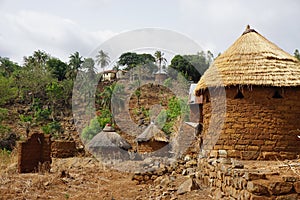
197;153;300;199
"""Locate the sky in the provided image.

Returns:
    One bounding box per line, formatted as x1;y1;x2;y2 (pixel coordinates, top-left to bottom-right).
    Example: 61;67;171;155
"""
0;0;299;65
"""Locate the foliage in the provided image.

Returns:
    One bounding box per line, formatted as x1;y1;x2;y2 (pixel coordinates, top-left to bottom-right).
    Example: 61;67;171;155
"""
68;51;83;79
154;50;167;70
156;97;189;134
163;77;173;88
96;50;110;71
47;58;69;81
0;76;16;105
117;52;155;71
294;49;300;61
42;121;63;137
0;57;20;78
82;58;96;75
0;108;10;137
81;117;101;142
19;114;33;123
81;108;113;142
169;51;213;82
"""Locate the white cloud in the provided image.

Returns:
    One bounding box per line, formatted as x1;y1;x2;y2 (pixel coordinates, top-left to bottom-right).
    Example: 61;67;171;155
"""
0;10;117;64
177;0;300;55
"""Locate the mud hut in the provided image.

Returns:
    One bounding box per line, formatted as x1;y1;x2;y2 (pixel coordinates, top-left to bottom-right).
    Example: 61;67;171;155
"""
87;124;131;161
195;25;300;160
136;122;169;154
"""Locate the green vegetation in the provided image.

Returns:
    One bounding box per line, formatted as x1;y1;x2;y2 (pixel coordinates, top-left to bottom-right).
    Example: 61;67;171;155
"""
0;48;217;143
169;51;213;82
156;97;189;134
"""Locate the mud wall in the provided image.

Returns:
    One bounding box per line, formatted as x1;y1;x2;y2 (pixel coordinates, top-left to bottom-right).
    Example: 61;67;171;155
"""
18;133;51;173
201;86;300;160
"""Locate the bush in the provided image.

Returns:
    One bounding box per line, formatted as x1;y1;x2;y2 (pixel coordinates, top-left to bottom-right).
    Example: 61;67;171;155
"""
42;121;63;138
156;97;189;134
81;117;101;142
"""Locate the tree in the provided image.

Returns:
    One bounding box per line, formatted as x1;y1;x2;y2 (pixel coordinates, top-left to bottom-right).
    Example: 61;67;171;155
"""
82;58;96;75
117;52;155;71
46;58;68;81
154;51;167;71
23;50;50;69
96;50;110;72
169;51;213;82
294;49;300;61
0;57;20;78
68;52;83;79
0;75;16;105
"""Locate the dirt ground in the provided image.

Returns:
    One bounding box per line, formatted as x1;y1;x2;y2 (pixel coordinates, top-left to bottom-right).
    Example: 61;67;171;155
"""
0;156;211;200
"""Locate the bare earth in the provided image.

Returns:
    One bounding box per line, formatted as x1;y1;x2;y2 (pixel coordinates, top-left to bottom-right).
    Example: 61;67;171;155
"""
0;157;211;200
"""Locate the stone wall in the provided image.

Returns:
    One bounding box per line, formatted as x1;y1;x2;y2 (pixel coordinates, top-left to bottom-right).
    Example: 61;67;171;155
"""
18;132;51;173
201;86;300;160
197;152;300;199
51;140;77;158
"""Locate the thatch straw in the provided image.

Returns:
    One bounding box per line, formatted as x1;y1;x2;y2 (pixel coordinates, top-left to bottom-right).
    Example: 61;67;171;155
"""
195;25;300;95
136;123;169;142
88;130;132;150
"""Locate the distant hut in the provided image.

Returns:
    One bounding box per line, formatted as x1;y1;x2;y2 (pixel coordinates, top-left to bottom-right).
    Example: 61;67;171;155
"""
188;84;203;123
87;124;131;161
195;25;300;160
136;122;169;154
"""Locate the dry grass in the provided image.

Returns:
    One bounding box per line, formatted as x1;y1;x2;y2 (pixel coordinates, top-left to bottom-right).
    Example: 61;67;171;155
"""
0;149;17;174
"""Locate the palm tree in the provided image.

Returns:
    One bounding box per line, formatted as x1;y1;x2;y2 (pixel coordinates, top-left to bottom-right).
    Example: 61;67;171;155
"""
68;52;83;79
96;50;110;72
154;51;167;72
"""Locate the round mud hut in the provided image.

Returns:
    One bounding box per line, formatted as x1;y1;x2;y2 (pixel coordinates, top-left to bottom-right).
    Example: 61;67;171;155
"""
87;124;132;161
195;25;300;160
136;122;169;155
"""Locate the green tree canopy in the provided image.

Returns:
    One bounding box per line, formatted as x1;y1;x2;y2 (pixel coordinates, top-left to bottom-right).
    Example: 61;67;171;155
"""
68;52;83;79
47;57;68;81
168;51;213;82
0;57;20;78
117;52;155;71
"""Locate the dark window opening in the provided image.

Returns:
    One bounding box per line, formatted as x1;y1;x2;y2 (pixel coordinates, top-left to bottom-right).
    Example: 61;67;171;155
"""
234;90;244;99
272;90;283;98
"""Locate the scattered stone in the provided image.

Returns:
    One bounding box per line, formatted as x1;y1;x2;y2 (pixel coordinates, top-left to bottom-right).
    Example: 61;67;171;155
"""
177;178;200;195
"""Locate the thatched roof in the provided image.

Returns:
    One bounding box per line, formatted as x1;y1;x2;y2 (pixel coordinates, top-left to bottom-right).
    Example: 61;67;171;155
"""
136;122;169;142
87;128;131;150
195;25;300;95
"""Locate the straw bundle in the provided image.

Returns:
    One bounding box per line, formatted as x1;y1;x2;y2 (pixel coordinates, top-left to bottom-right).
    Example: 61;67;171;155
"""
195;25;300;95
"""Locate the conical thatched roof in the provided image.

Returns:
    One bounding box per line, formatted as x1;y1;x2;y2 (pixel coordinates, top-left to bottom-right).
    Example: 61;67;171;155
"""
195;25;300;95
88;126;131;150
136;122;169;142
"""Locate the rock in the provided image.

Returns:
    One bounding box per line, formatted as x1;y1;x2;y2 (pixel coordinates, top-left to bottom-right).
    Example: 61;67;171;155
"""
275;194;299;200
269;182;293;195
177;178;200;195
294;181;300;194
244;172;266;181
247;181;270;196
